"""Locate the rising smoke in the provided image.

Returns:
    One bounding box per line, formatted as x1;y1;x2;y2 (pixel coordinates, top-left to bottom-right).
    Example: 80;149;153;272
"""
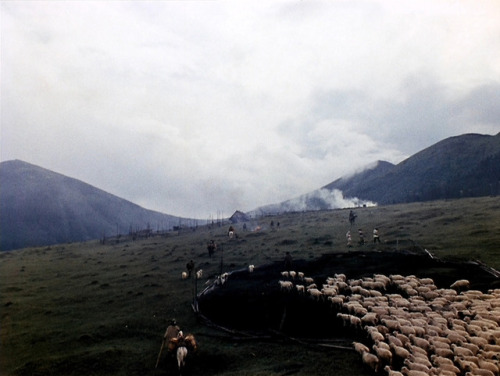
249;188;376;216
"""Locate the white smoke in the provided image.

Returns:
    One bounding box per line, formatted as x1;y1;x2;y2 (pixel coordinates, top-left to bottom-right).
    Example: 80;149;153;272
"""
249;188;376;216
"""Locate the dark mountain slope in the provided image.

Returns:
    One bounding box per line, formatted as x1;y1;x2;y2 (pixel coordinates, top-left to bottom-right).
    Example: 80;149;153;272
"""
0;160;183;251
324;133;500;204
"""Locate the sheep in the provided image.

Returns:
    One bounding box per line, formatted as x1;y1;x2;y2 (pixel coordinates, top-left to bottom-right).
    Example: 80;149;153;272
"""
382;318;400;331
429;368;457;376
482;344;500;352
429;340;451;350
334;273;347;281
480;350;500;360
476;356;500;374
450;279;470;291
281;271;289;278
391;343;410;359
361;312;378;326
349;315;362;328
456;357;479;372
398;324;416;337
430;364;460;375
407;344;428;358
303;277;314;284
386;334;404;348
337;313;351;327
308;288;323;300
407;353;432;368
432;347;454;358
466;335;488;347
465;369;495;376
181;271;188;280
409;334;430;351
384;365;404;376
403;359;430;373
361;351;380;372
176;346;188;370
248;265;255;273
278;280;293;291
289;270;296;279
295;284;305;293
393;332;410;347
401;366;430;376
328;296;344;308
353;341;370;354
431;355;455;367
365;326;385;342
373;344;393;364
196;269;203;279
297;272;305;280
451;344;474;358
458;342;479;355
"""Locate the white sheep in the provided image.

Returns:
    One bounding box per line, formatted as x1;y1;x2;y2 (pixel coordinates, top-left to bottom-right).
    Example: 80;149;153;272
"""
401;366;429;376
353;341;370;354
308;288;323;300
450;279;470;290
361;351;380;372
248;265;255;273
303;277;314;284
384;365;404;376
176;346;188;370
403;359;430;374
278;280;293;291
181;271;188;280
390;343;410;359
465;369;495;376
196;269;203;279
373;344;392;364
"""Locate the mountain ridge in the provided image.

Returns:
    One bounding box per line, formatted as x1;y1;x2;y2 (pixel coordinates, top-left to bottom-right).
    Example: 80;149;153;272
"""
0;160;188;251
251;133;500;214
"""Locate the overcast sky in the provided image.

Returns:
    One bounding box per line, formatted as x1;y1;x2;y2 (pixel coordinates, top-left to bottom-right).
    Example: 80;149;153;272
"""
1;1;499;219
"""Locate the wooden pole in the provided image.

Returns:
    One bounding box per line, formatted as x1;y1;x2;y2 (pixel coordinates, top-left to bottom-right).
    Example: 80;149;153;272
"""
155;340;165;369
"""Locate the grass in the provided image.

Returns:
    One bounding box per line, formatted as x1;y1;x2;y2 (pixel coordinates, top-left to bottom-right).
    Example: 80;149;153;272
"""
1;196;499;376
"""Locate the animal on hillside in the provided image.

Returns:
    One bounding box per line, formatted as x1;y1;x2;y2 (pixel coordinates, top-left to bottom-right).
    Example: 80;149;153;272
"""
169;332;198;373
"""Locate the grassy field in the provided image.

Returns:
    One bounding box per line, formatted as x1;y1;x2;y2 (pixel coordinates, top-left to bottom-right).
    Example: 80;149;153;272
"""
1;197;499;376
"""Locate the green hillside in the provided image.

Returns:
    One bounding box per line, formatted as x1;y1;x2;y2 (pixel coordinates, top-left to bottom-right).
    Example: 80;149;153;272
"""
1;197;499;376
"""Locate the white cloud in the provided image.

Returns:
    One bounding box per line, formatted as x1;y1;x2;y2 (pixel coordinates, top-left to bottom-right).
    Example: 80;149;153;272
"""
1;1;499;218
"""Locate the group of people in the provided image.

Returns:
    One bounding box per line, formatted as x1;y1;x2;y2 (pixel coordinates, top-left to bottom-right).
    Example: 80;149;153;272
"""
346;210;381;247
346;227;381;247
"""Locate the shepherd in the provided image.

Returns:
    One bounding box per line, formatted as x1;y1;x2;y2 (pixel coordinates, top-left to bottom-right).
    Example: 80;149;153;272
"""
373;228;381;243
349;210;357;227
155;318;180;368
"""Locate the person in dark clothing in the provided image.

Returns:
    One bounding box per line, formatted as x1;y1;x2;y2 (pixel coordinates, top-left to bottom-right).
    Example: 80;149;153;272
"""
186;260;195;277
207;240;216;258
284;251;293;270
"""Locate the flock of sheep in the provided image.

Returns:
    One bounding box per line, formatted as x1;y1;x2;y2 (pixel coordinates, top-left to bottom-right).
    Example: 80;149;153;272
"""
278;271;500;376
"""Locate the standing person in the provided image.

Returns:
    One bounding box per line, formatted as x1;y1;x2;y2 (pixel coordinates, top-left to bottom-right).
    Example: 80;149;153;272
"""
346;230;352;247
373;228;381;243
349;210;357;227
164;318;180;345
207;240;216;258
284;251;293;270
186;260;195;277
358;229;365;245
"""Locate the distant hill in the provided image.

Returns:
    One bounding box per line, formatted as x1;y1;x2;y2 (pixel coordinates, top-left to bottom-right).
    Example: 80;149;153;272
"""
251;133;500;215
0;160;186;251
325;133;500;204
